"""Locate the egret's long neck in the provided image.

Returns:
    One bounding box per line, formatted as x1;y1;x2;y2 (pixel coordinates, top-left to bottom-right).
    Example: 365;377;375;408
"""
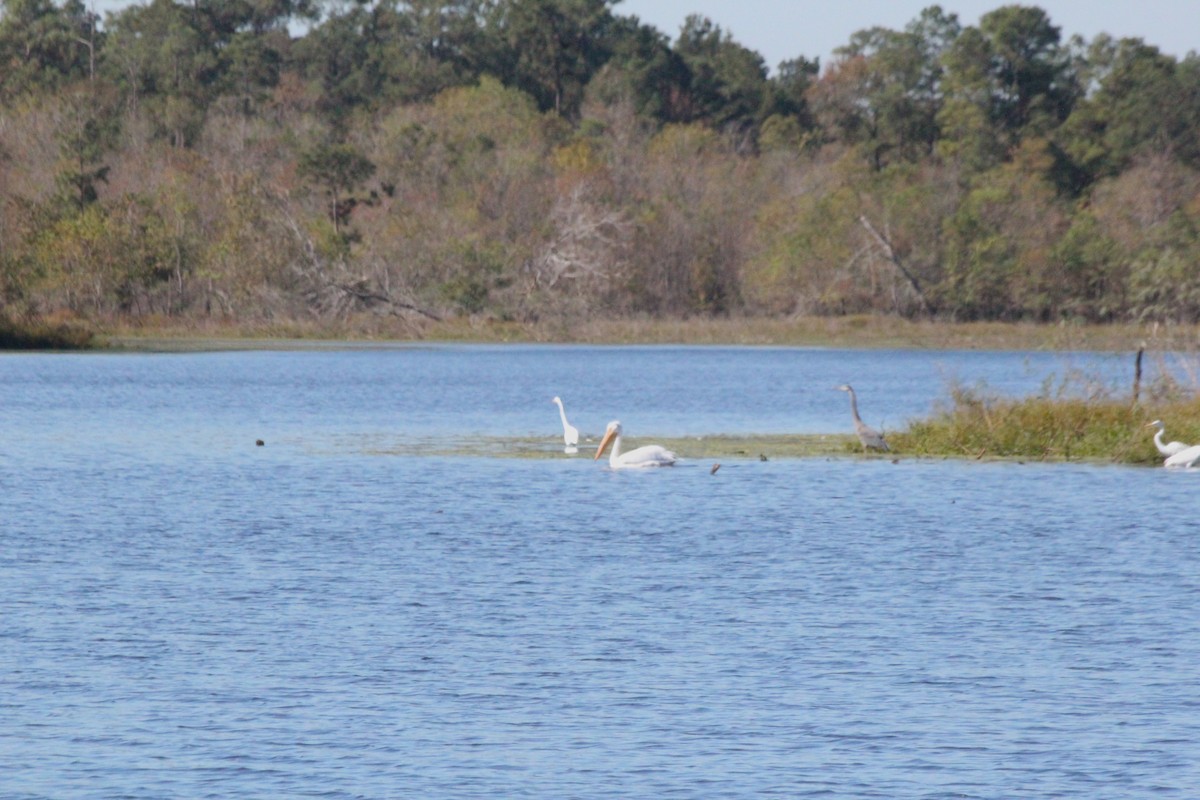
1154;428;1169;453
556;401;570;428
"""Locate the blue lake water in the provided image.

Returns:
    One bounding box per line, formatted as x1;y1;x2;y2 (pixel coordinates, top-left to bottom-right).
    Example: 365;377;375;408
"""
2;345;1198;798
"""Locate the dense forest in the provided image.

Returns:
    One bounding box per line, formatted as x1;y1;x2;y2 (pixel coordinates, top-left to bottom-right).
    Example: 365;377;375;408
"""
1;0;1199;336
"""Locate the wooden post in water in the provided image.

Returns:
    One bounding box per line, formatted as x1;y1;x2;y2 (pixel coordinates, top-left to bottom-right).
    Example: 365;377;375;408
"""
1133;344;1144;404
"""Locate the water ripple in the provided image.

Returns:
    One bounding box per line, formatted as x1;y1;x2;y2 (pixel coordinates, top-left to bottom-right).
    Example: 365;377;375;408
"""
2;350;1199;797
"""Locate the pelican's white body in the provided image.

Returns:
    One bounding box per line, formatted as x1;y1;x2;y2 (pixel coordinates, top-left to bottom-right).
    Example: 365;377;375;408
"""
594;421;676;469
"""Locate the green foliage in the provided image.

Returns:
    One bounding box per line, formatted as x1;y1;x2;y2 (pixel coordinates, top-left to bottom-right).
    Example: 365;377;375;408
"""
892;374;1200;465
583;16;689;123
50;83;118;211
1048;212;1125;320
1056;39;1200;187
939;141;1074;320
937;7;1079;177
12;195;183;316
765;56;818;127
427;76;548;153
742;184;859;314
297;141;376;236
0;314;94;348
976;5;1078;134
438;242;510;314
1126;213;1200;322
757;113;807;152
101;0;220;147
892;384;1154;463
812;7;958;168
292;0;479;123
487;0;615;118
2;1;1200;331
672;14;769;132
0;0;95;100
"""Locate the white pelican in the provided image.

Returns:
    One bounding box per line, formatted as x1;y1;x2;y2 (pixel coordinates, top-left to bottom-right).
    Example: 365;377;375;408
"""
552;396;580;447
835;384;889;451
594;421;676;469
1164;443;1200;468
1146;420;1189;457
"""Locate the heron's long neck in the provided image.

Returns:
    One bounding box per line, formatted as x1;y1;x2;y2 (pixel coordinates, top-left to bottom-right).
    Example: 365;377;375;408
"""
1155;428;1170;453
556;401;570;428
847;390;863;423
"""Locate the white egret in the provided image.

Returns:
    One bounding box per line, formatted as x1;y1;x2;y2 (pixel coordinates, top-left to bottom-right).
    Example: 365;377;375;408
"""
552;396;580;447
594;421;677;469
1164;443;1200;468
1146;420;1189;457
835;384;889;451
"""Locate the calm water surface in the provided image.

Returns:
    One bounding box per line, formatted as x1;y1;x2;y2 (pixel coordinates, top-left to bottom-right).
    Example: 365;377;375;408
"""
2;346;1198;798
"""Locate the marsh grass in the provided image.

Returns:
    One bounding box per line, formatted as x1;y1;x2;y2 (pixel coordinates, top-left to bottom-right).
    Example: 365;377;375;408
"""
361;433;864;461
83;316;1200;466
360;393;1200;464
98;316;1195;352
891;383;1200;465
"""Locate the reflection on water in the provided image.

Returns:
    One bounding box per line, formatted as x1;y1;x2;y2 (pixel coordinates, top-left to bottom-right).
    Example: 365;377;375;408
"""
2;347;1198;798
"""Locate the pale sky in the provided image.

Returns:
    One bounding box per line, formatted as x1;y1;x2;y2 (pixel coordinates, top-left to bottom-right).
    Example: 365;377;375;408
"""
618;0;1199;71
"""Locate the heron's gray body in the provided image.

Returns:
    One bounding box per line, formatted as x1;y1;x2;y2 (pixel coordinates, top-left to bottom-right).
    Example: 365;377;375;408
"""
836;384;889;452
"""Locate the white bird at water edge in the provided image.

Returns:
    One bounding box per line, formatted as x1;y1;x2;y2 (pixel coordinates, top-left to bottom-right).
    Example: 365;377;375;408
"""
552;396;580;447
594;421;677;469
1146;420;1190;457
1164;443;1200;468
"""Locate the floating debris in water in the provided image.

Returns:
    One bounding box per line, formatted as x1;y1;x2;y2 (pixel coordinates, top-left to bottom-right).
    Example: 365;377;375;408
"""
256;439;265;446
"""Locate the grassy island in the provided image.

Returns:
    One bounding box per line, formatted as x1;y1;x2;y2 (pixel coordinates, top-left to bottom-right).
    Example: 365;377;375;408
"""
7;313;1199;467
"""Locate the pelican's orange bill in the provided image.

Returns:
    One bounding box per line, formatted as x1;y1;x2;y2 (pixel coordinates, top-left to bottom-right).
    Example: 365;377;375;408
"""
595;427;617;460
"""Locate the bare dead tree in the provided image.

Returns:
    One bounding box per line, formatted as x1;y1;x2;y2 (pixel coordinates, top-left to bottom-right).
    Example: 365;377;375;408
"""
272;192;440;322
859;214;934;315
533;184;632;292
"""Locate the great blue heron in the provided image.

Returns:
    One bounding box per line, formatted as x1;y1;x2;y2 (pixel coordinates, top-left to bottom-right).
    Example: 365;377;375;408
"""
835;384;889;452
1146;420;1189;457
594;421;677;468
552;396;580;447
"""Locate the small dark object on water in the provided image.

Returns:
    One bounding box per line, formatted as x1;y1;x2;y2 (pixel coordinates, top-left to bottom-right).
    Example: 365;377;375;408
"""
759;454;768;462
256;439;264;446
710;463;721;475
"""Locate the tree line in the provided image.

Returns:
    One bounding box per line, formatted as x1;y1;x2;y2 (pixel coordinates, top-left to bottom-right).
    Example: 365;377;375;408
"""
1;0;1199;332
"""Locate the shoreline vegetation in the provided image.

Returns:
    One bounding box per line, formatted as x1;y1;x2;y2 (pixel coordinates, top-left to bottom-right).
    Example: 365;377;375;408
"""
371;391;1200;466
65;315;1200;353
5;1;1200;468
369;402;1200;467
13;314;1183;468
5;5;1200;346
